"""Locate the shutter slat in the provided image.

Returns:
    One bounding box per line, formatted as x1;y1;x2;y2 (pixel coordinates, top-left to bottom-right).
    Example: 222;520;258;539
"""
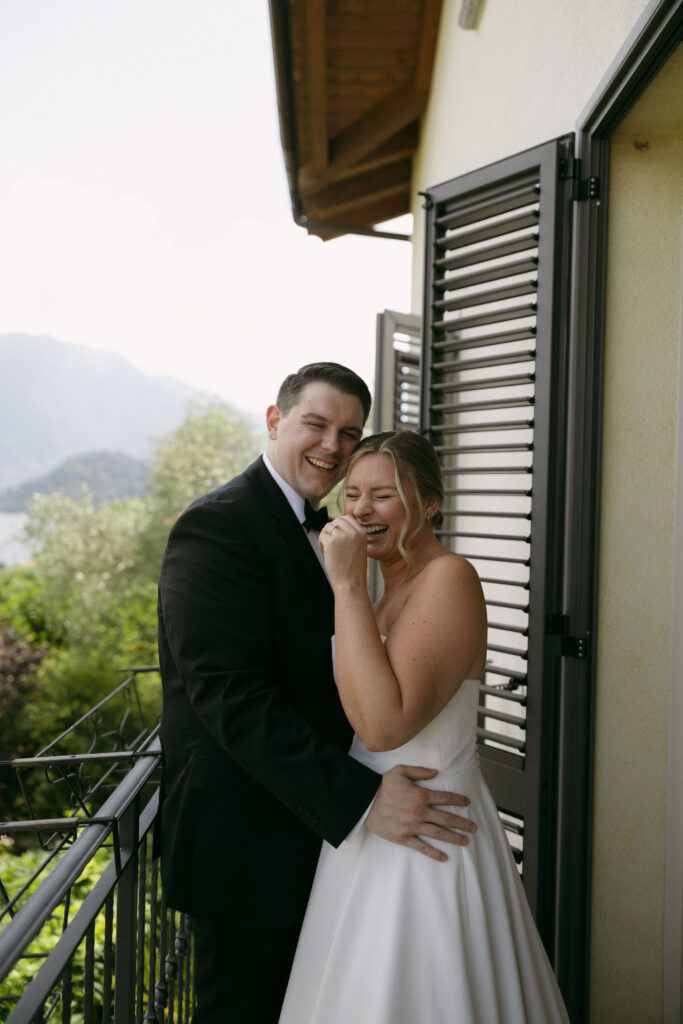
433;301;537;332
455;551;531;566
450;491;533;501
436;441;533;454
431;396;534;415
433;327;536;354
479;575;530;589
479;684;527;703
436;208;540;251
435;180;540;230
435;419;535;435
434;256;538;292
435;232;540;272
432;372;535;394
439;529;531;542
440;466;533;476
433;350;536;374
485;667;528;685
488;621;529;636
477;728;526;751
434;279;538;313
478;706;527;728
444;510;531;522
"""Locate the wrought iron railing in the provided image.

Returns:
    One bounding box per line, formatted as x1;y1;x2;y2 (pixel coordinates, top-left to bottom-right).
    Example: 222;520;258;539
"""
0;668;195;1022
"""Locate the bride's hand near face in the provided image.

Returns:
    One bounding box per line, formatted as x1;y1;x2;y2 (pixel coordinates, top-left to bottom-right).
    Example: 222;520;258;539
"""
319;516;368;591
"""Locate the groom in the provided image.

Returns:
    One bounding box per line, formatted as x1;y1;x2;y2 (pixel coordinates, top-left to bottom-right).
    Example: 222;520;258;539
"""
157;362;476;1023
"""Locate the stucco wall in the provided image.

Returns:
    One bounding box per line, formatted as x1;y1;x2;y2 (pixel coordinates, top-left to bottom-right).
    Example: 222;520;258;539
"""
410;0;648;305
407;2;683;1019
592;128;683;1022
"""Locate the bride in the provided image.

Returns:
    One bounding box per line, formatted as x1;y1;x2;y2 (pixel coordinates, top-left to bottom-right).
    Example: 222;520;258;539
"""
278;430;569;1024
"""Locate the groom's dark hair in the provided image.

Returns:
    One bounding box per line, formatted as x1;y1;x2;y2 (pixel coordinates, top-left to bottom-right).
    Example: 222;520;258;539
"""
276;362;372;424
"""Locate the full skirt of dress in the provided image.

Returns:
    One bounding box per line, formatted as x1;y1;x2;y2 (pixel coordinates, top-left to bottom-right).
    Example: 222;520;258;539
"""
279;679;569;1024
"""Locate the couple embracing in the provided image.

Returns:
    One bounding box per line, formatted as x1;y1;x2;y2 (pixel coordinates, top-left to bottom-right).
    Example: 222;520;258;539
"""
157;362;569;1023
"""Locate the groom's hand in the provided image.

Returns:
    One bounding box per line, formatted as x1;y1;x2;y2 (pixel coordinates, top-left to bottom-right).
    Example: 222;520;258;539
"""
364;764;476;862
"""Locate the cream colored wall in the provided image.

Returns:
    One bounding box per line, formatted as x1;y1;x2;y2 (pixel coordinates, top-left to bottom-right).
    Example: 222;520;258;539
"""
407;2;683;1018
410;0;648;306
592;128;683;1023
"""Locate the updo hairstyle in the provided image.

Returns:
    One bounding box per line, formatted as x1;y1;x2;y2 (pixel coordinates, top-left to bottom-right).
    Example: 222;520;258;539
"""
344;430;444;562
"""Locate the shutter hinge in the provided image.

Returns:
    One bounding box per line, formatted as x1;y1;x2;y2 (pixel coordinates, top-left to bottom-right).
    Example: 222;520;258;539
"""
545;614;590;659
559;157;600;202
576;176;600;202
417;189;433;211
562;634;590;659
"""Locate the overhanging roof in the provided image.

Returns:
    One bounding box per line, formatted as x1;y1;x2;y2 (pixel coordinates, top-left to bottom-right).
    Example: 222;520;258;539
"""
269;0;443;240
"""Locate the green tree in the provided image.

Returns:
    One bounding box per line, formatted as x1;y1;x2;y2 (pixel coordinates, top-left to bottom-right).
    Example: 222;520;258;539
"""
0;622;48;820
0;400;263;786
149;400;261;520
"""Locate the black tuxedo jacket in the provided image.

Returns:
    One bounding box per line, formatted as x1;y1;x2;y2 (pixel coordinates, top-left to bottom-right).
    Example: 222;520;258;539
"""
157;456;380;926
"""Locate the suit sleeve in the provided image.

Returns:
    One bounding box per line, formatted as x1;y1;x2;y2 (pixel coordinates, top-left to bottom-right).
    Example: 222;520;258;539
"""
158;499;380;846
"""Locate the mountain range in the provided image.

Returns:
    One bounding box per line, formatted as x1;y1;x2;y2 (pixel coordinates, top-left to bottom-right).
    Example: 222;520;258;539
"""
0;451;150;511
0;333;212;492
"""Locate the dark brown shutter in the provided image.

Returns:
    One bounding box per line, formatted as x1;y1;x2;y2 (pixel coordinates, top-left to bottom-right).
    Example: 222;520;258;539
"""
420;136;575;944
373;310;421;432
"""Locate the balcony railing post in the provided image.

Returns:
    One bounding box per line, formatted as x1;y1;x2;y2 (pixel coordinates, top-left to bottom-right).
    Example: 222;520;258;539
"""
0;669;194;1021
114;795;140;1024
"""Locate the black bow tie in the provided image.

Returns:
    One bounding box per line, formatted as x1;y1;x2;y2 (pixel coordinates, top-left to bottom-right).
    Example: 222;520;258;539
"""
303;501;329;532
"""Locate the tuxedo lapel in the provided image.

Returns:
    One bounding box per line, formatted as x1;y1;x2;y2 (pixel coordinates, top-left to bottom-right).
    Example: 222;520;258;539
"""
246;458;333;605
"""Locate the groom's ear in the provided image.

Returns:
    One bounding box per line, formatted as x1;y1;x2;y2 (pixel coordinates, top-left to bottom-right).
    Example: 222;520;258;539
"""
266;404;281;440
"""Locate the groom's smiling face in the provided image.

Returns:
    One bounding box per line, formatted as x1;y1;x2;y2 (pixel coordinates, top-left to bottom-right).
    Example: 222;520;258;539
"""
266;381;364;506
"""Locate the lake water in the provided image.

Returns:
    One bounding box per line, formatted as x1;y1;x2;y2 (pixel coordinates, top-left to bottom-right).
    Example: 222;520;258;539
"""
0;512;31;566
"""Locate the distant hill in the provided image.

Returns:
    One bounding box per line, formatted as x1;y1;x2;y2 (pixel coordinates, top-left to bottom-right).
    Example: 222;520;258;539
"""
0;451;149;512
0;333;212;491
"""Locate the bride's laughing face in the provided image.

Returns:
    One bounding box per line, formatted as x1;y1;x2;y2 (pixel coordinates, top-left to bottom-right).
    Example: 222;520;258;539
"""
343;453;410;559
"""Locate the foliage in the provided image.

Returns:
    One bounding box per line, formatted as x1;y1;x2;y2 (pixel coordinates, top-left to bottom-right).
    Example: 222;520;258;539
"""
0;400;261;819
0;623;46;760
144;399;262;560
0;841;112;1022
0;622;48;821
0;565;53;643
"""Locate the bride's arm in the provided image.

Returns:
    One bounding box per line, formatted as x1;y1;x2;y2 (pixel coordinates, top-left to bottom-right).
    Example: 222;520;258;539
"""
321;519;487;751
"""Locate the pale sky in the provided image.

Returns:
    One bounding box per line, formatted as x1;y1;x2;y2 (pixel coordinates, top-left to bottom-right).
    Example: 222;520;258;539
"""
0;0;413;418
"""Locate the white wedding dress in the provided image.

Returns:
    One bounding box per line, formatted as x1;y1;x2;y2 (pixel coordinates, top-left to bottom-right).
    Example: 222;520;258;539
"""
279;641;569;1023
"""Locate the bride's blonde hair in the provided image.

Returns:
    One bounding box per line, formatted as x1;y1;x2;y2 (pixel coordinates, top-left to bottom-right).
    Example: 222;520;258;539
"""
344;430;444;565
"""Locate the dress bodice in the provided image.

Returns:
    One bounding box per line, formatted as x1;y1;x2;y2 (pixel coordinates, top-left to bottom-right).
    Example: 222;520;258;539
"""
280;642;570;1024
332;636;480;779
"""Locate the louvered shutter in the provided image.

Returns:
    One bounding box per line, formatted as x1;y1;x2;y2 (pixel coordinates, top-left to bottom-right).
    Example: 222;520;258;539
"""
420;136;575;942
373;310;421;432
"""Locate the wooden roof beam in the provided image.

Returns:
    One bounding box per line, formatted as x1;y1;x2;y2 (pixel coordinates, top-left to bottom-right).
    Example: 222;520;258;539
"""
351;122;420;176
298;1;441;196
305;1;329;173
299;122;419;197
297;83;421;195
304;160;411;219
329;0;441;167
332;82;422;173
304;191;412;241
415;0;443;94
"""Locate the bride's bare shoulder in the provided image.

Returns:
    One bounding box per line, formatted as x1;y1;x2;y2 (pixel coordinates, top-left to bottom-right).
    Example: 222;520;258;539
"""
417;550;482;590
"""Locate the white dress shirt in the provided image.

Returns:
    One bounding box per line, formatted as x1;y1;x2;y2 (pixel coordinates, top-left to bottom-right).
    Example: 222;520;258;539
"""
262;454;327;569
262;454;372;838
